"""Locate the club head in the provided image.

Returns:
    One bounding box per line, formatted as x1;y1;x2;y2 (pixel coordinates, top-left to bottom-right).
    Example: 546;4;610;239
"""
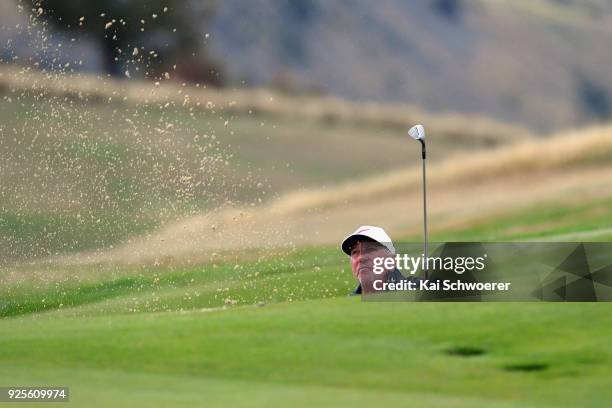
408;124;426;141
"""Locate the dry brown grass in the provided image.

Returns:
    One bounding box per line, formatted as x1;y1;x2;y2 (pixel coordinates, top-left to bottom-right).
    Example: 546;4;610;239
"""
0;65;532;145
6;66;609;266
267;125;612;215
51;123;612;266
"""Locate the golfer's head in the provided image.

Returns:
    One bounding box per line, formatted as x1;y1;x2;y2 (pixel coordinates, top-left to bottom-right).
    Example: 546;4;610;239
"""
349;239;392;283
341;226;396;287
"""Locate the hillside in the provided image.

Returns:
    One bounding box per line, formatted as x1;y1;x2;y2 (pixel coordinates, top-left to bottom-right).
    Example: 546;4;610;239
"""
0;67;529;263
208;0;612;131
4;122;610;320
2;69;612;267
55;124;612;266
4;0;612;131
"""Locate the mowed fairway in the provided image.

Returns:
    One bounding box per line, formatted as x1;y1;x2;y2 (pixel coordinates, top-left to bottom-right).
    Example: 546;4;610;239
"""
2;179;612;406
2;210;612;407
1;300;611;407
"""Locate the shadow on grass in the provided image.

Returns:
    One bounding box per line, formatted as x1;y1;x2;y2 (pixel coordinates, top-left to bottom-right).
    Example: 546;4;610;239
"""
503;362;549;372
445;346;487;357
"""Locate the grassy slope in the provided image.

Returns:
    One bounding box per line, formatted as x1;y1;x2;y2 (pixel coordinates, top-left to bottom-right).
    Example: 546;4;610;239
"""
2;201;612;407
0;89;516;262
0;96;409;260
1;71;611;407
430;196;612;242
5;192;612;319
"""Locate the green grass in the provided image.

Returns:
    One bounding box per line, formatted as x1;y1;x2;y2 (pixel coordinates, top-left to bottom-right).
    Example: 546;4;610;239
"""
0;211;156;260
426;196;612;242
1;203;612;406
0;301;610;407
2;193;612;318
2;87;612;406
0;246;350;318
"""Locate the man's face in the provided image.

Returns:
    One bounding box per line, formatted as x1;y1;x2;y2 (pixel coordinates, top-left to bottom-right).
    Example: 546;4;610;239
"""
350;240;392;293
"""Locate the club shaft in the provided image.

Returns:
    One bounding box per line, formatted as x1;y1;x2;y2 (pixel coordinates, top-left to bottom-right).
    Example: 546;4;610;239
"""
421;140;428;280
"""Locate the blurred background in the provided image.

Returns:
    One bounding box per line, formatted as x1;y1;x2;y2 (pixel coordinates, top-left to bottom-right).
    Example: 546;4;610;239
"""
4;0;612;131
2;0;612;266
2;2;612;407
0;0;611;265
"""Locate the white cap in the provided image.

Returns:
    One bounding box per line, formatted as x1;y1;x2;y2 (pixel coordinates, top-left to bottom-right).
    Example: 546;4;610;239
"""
341;225;396;255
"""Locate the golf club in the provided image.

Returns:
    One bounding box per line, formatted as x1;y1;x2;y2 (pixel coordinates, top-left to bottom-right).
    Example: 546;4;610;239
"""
408;124;428;280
